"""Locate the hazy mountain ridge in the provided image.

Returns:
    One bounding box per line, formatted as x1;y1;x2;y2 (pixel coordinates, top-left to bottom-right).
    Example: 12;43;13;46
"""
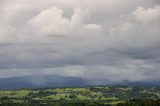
0;75;160;89
0;75;89;89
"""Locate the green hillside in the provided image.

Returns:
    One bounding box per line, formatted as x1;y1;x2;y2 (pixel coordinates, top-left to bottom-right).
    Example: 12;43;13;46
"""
0;86;160;106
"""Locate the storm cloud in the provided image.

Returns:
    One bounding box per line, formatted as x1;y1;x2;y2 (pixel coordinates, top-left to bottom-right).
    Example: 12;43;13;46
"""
0;0;160;81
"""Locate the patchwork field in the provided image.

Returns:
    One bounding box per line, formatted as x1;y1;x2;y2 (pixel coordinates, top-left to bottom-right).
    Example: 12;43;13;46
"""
0;86;160;106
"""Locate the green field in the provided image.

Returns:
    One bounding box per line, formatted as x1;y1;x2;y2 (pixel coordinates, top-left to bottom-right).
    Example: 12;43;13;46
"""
0;86;160;106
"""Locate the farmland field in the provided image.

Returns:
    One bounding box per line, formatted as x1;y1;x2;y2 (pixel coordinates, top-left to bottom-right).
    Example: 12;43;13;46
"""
0;86;160;106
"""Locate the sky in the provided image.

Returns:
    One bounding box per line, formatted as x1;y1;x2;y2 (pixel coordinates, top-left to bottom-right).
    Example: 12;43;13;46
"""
0;0;160;82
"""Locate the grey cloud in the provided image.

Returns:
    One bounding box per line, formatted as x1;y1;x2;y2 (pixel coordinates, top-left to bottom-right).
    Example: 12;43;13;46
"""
0;0;160;82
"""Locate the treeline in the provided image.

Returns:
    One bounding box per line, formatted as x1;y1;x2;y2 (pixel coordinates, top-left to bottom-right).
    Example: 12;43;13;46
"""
0;101;107;106
1;99;160;106
120;99;160;106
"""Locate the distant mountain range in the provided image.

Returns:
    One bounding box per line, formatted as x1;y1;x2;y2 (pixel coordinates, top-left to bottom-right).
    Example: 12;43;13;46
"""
0;75;89;89
0;75;160;89
90;79;160;87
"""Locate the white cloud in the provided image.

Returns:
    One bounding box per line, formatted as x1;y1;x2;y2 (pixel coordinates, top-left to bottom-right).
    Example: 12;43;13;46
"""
132;5;160;24
106;5;160;51
28;7;103;36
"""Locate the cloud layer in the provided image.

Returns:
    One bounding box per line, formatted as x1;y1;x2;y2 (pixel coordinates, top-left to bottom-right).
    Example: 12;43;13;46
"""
0;0;160;82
